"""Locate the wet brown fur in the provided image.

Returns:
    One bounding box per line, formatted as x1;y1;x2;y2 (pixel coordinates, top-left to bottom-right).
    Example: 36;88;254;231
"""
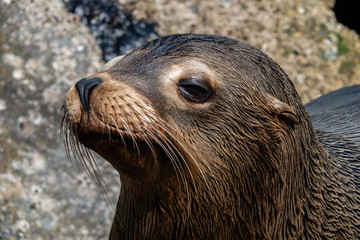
61;34;360;239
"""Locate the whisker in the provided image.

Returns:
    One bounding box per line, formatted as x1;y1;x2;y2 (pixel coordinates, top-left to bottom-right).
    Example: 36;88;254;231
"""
113;97;157;161
60;116;72;163
81;144;110;201
60;109;110;204
112;105;140;157
114;96;189;195
119;99;191;194
109;115;127;148
103;104;114;143
129;96;217;200
141;123;188;193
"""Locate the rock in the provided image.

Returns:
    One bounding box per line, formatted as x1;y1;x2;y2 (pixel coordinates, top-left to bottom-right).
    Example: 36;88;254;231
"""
122;0;360;103
333;0;360;35
0;0;118;239
63;0;159;62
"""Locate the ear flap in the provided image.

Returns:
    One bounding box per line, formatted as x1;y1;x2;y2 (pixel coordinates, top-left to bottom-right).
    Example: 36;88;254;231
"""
266;94;299;126
100;55;125;71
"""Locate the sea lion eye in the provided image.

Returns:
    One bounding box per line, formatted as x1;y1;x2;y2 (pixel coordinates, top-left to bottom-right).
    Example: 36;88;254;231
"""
177;78;212;103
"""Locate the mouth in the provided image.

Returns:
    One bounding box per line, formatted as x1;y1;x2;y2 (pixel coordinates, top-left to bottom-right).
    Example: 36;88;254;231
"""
67;124;164;176
60;90;176;177
61;103;198;184
77;130;155;154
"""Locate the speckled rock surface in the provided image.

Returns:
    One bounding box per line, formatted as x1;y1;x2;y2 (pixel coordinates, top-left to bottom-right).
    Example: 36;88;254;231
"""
123;0;360;103
0;0;118;239
1;0;360;239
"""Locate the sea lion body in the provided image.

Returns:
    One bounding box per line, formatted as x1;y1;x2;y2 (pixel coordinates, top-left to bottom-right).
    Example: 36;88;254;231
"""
61;34;360;239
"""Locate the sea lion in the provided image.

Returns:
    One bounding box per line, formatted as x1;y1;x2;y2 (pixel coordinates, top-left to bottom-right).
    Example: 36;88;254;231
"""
61;34;360;239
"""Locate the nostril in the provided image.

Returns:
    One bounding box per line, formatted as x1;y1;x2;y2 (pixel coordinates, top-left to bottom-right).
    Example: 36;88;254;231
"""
75;77;103;111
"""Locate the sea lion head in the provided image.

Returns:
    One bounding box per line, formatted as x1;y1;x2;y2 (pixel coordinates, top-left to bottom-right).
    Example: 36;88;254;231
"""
61;34;317;238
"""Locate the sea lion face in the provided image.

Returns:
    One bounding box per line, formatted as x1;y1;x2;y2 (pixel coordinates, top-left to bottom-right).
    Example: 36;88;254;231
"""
62;34;299;188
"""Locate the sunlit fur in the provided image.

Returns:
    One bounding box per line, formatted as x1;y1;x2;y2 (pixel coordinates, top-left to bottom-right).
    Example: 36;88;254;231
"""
61;34;360;239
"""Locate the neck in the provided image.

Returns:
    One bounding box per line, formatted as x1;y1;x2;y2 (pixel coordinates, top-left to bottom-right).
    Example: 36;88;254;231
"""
108;122;349;240
109;179;239;239
213;115;334;239
243;119;354;239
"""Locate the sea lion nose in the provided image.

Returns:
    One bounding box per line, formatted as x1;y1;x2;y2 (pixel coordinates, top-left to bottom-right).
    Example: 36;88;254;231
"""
75;77;103;111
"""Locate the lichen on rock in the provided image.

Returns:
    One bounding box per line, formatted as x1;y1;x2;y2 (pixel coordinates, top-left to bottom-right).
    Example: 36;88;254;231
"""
0;0;118;239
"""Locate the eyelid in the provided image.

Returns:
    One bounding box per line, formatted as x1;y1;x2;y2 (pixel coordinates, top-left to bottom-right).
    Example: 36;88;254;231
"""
177;77;213;103
178;77;211;88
